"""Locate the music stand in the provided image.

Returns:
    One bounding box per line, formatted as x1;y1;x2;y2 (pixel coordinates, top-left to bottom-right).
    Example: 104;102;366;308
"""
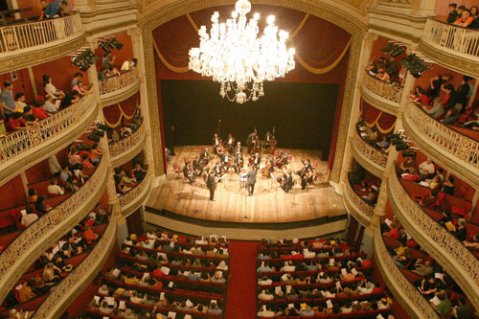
290;184;300;207
243;182;249;219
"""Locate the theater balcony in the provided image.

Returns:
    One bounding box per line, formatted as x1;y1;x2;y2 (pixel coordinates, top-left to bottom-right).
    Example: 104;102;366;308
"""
352;131;387;177
0;158;109;303
403;101;479;186
420;19;479;78
99;68;139;107
109;122;146;167
361;70;403;115
32;218;117;319
343;181;374;227
0;14;85;73
388;172;479;307
373;227;440;319
119;170;151;217
0;93;99;185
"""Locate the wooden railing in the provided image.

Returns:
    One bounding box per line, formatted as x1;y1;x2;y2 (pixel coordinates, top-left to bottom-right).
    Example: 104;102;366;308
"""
363;71;403;104
344;181;375;221
0;14;82;53
99;68;138;95
109;122;145;158
353;132;387;168
0;94;96;165
33;219;116;319
0;158;108;302
389;173;479;296
374;227;439;319
423;18;479;58
405;101;479;171
119;173;150;207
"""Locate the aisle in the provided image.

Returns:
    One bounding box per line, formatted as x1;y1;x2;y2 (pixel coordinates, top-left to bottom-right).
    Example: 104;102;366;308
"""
225;241;260;319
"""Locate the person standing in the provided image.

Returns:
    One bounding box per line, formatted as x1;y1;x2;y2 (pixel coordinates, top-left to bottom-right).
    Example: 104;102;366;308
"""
206;170;216;201
247;166;257;196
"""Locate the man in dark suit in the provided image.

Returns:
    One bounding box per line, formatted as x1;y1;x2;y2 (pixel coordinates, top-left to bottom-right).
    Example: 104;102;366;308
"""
246;166;257;196
282;170;294;193
206;170;216;201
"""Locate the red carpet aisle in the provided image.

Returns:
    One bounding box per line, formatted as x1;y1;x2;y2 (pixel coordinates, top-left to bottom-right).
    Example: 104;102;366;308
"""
226;241;260;319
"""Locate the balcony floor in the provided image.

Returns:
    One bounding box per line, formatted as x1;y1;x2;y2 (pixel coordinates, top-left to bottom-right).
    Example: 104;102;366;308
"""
147;146;346;224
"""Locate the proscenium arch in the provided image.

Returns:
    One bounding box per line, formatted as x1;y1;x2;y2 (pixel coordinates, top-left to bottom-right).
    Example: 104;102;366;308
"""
139;0;367;182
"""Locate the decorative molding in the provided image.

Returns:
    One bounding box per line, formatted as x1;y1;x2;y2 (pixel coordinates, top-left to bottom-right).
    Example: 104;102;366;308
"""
110;123;147;167
120;173;152;217
389;173;479;310
138;0;367;181
403;101;479;188
343;181;373;227
100;69;140;107
374;227;440;319
419;19;479;79
351;132;387;177
0;14;86;74
361;72;401;115
0;94;99;187
33;218;116;319
0;160;109;304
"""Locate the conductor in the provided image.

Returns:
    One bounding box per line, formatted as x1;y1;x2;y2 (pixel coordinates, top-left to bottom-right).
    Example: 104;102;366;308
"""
246;166;257;196
206;170;216;201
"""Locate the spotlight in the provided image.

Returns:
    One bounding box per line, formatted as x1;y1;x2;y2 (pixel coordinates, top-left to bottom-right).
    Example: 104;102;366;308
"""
72;49;98;72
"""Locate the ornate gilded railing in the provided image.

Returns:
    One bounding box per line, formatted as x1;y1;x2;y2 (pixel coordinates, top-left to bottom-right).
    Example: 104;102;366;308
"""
0;94;96;165
405;101;479;172
33;219;116;319
363;71;403;104
374;227;439;319
423;18;479;58
389;173;479;304
353;133;387;168
119;173;150;207
0;159;108;302
0;14;82;53
99;68;138;95
109;122;145;158
344;181;374;224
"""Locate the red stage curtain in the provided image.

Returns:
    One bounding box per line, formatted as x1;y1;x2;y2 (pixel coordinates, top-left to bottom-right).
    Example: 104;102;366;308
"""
152;6;351;78
103;92;141;128
360;100;396;134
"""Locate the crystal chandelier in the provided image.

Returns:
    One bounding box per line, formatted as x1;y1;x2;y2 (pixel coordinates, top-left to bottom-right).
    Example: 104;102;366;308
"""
188;0;296;104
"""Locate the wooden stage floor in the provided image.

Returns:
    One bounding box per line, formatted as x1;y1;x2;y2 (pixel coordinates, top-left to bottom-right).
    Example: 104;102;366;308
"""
147;146;346;224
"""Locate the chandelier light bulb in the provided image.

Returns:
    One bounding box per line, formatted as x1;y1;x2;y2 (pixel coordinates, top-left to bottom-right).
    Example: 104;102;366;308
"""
188;0;296;103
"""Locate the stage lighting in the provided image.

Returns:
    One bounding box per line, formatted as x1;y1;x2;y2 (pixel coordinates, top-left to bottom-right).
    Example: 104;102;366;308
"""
72;49;97;72
401;54;430;78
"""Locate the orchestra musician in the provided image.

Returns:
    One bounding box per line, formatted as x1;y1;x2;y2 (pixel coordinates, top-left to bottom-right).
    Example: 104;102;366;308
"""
251;135;261;154
246;129;257;154
212;133;222;154
233;150;244;173
274;151;289;168
235;141;242;155
216;143;226;160
261;158;274;178
199;147;209;165
226;133;236;153
249;152;261;167
277;170;293;193
183;162;196;183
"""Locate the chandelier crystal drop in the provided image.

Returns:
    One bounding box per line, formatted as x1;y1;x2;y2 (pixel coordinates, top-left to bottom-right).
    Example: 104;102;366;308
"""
188;0;296;104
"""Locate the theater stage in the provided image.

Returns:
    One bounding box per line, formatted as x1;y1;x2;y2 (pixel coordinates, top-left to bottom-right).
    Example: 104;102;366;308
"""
146;146;346;224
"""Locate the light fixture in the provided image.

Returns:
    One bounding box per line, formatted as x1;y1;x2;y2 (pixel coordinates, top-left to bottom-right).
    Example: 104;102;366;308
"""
188;0;296;104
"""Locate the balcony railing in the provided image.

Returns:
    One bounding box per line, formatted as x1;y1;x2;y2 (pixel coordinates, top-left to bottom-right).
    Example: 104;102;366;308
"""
363;71;403;105
33;219;116;319
374;227;439;319
0;158;108;302
99;68;138;95
0;14;82;53
404;102;479;175
119;173;150;208
0;94;96;165
109;122;145;158
389;173;479;303
344;181;374;225
353;132;387;168
423;18;479;58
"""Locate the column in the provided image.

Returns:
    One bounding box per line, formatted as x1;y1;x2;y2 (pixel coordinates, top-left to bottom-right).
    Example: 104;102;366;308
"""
338;32;378;188
127;27;163;185
372;147;398;226
395;70;416;131
412;0;436;17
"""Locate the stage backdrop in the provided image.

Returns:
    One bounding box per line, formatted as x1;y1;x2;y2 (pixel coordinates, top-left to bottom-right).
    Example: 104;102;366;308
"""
161;80;339;159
